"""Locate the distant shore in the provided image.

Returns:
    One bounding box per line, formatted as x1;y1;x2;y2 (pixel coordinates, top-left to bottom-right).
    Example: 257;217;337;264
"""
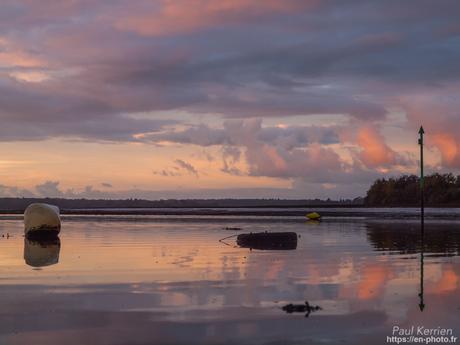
2;206;460;220
2;197;460;215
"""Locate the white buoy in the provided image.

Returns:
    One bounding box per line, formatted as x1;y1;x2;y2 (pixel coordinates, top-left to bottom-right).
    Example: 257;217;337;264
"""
24;203;61;237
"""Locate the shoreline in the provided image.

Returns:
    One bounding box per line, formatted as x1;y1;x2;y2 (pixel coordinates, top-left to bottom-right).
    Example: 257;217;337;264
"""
1;207;460;220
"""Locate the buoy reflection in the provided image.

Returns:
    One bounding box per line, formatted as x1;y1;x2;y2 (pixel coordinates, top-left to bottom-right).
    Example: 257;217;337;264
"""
24;237;61;268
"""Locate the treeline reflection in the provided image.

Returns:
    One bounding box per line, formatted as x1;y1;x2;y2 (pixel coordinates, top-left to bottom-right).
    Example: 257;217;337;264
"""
366;222;460;256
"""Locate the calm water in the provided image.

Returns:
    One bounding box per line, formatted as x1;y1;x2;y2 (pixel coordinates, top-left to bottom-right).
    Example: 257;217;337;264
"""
0;217;459;345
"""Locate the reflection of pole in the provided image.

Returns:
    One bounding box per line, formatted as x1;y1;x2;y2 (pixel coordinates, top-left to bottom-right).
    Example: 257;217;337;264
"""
418;216;425;311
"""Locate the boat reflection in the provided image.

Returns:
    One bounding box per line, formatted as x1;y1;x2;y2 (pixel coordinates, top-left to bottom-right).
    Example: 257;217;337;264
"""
24;237;61;268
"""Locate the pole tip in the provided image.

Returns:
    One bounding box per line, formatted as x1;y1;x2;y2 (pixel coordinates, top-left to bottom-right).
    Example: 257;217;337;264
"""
419;126;425;134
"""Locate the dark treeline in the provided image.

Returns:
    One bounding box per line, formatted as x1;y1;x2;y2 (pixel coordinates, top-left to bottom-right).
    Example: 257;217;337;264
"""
365;173;460;206
3;173;459;210
0;197;364;212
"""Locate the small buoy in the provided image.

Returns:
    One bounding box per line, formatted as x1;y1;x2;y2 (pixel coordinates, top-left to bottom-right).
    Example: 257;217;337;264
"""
24;203;61;238
306;212;321;221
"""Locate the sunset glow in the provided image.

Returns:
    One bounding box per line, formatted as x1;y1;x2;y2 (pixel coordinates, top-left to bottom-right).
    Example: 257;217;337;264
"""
1;1;459;199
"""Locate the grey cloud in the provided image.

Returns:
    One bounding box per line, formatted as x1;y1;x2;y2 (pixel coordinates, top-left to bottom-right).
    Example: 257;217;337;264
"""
174;159;198;177
153;159;199;177
0;80;176;141
0;0;459;186
0;184;36;198
35;181;64;198
0;181;364;199
147;119;401;184
153;169;181;177
144;121;341;148
221;146;242;176
5;0;460;143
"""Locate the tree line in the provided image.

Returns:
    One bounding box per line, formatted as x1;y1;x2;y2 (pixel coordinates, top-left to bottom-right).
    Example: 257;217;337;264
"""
0;197;363;212
365;173;460;206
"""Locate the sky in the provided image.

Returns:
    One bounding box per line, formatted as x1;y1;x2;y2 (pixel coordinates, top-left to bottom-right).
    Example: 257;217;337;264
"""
1;0;460;199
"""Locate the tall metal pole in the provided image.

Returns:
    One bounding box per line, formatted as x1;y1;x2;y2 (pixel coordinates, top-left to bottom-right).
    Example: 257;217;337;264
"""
418;125;425;311
418;126;425;220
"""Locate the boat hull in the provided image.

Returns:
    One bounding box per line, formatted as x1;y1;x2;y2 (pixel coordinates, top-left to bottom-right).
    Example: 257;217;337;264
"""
237;232;298;250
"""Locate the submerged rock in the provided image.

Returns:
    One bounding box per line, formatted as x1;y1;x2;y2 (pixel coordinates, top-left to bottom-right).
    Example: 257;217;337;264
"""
24;203;61;238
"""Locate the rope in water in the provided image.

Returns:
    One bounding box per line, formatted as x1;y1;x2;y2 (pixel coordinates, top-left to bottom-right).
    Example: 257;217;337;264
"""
218;234;238;242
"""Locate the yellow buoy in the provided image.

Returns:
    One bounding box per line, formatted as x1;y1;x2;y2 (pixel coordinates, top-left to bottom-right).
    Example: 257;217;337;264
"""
306;212;321;220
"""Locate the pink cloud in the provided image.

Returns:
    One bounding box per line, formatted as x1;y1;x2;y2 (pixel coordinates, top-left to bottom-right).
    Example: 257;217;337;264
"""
432;134;460;167
401;86;460;168
115;0;318;36
0;37;44;68
356;125;397;168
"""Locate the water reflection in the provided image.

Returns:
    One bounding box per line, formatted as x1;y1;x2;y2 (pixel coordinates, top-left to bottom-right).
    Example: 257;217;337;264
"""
366;219;460;312
282;301;322;317
24;237;61;268
0;218;458;345
418;226;425;311
419;217;425;311
366;222;460;256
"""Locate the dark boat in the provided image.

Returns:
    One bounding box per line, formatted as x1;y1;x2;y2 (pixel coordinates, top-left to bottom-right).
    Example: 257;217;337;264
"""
237;232;297;250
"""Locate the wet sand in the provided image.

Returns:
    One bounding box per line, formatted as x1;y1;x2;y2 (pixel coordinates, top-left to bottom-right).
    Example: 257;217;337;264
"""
0;216;459;344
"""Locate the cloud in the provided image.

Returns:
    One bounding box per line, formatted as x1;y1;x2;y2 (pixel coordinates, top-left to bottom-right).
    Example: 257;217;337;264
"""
401;86;460;168
355;125;397;168
174;159;199;177
115;0;318;36
153;159;200;177
0;180;365;199
221;146;242;175
1;0;460;197
147;119;391;185
143;120;340;148
0;37;44;68
153;169;181;177
432;134;460;167
2;0;459;143
35;181;64;198
0;184;36;198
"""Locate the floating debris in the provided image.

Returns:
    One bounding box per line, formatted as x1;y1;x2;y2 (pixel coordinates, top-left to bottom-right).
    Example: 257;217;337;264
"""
282;301;322;317
237;232;297;250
